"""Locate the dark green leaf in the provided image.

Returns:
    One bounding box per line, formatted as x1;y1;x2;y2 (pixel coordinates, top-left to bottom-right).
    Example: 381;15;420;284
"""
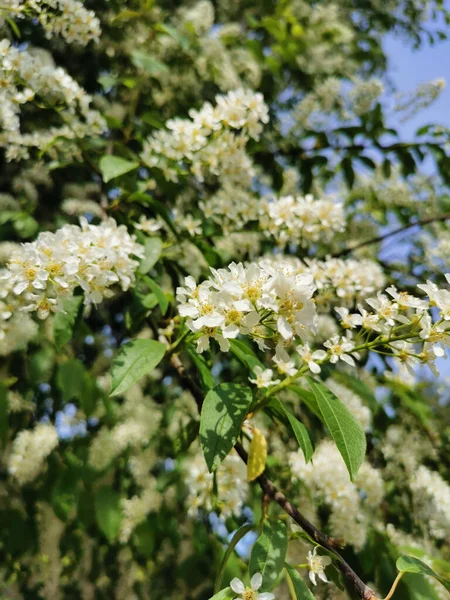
94;486;122;542
187;346;215;390
229;339;264;372
110;339;166;396
0;383;8;447
266;398;313;462
306;377;366;481
284;563;315;599
249;520;288;591
56;359;86;400
200;383;253;472
172;419;200;455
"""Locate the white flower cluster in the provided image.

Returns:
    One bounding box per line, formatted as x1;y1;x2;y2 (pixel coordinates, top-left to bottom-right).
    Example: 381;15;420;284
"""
184;448;248;518
88;388;161;471
2;0;101;45
0;41;106;160
8;423;59;485
199;184;260;233
142;89;269;184
0;281;38;356
289;440;384;549
395;78;445;122
4;217;144;319
261;255;385;307
177;259;317;355
120;478;162;543
410;465;450;541
258;194;345;248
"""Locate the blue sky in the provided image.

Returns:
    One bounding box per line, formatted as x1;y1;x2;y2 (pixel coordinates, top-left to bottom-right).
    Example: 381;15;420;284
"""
384;33;450;134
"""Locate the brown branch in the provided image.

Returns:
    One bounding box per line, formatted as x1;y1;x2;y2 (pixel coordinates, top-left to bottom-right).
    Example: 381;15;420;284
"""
332;212;450;258
170;353;377;600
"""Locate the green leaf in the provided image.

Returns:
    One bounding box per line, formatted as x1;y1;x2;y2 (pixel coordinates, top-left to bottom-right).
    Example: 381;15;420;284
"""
266;398;313;462
53;295;83;350
306;377;366;481
208;588;233;600
94;486;122;543
214;523;255;593
172;419;199;455
138;237;162;274
331;371;379;414
284;563;315;599
229;339;264;372
187;346;215;389
0;383;8;447
131;51;169;74
110;339;166;396
56;359;86;400
144;276;168;314
200;383;253;472
99;155;139;183
249;520;288;591
397;556;450;591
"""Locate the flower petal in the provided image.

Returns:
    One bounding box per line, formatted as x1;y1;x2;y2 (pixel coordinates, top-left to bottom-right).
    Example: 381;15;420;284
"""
230;578;245;594
250;572;262;590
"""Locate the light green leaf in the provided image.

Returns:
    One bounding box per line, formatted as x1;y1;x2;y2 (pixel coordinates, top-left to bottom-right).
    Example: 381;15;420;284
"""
214;523;255;593
249;520;288;591
208;588;233;600
397;556;450;591
306;377;366;481
131;51;169;74
266;398;313;462
94;486;122;542
144;276;168;314
110;339;166;396
0;382;8;447
138;237;162;274
53;295;83;350
200;383;253;472
99;155;138;183
284;563;316;599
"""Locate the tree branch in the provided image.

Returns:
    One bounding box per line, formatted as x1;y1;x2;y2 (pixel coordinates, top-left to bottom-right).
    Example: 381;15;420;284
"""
170;353;377;600
332;212;450;258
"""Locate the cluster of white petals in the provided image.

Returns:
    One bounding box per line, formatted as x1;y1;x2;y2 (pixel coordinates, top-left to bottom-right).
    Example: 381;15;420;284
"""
3;217;143;320
177;259;317;355
289;440;384;549
261;255;385;306
0;41;105;160
88;390;161;471
120;479;162;543
1;0;101;45
8;423;59;485
258;194;345;248
184;448;248;518
410;465;450;541
142;88;269;183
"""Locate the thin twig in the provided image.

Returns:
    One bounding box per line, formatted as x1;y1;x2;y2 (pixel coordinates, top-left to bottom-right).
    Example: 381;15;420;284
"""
332;212;450;258
169;352;377;600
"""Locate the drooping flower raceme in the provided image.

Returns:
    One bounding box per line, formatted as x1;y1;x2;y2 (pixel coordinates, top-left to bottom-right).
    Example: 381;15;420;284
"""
8;423;59;485
142;88;269;184
0;40;106;161
176;260;317;354
258;194;345;248
1;0;101;45
3;217;144;319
